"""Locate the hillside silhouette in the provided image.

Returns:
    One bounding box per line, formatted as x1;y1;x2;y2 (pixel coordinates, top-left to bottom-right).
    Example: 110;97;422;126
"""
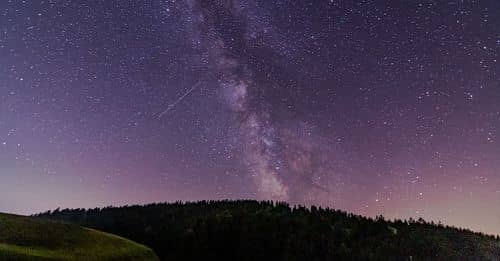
36;200;500;260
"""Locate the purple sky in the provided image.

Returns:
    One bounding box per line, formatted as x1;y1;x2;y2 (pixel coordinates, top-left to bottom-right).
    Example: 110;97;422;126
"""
1;1;499;235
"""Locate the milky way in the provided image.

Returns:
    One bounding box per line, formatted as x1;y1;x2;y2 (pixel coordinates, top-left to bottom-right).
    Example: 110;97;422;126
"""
1;1;499;235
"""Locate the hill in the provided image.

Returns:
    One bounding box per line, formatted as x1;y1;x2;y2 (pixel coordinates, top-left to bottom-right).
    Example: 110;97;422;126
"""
0;213;159;261
36;200;500;260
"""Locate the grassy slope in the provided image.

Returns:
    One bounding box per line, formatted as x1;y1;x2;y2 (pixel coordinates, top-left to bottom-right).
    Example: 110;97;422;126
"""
0;213;159;261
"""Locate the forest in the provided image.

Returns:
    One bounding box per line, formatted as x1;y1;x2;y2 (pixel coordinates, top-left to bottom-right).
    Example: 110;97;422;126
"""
36;200;500;260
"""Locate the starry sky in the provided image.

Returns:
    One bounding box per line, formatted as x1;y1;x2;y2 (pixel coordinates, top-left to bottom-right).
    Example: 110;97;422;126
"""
1;0;499;235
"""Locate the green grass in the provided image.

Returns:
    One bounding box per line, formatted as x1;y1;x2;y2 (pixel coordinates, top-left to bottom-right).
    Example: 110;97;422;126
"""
0;213;159;261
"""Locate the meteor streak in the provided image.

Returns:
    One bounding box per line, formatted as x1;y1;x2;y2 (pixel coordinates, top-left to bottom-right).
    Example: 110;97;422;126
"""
158;81;202;118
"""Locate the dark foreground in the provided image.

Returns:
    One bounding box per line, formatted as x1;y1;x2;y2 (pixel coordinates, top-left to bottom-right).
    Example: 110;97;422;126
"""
37;200;500;260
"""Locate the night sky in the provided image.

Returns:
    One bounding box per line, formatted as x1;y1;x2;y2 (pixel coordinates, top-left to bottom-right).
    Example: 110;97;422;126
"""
1;1;499;235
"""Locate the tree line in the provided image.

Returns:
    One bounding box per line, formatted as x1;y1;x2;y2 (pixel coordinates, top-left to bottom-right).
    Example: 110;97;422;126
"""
35;200;500;260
